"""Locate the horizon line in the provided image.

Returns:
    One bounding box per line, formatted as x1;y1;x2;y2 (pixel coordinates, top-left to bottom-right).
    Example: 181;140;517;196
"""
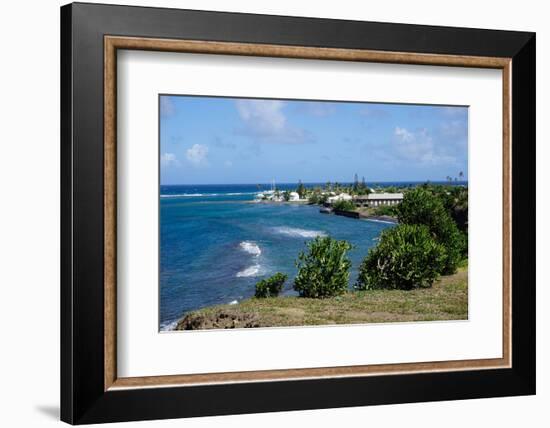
160;179;469;186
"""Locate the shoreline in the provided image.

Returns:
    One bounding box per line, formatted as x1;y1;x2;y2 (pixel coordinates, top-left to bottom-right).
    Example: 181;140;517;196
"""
160;183;467;329
248;200;398;220
246;199;310;205
247;199;399;224
160;195;397;326
360;214;398;223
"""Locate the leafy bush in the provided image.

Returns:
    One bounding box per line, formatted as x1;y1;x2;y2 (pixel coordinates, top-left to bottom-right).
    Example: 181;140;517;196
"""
448;187;468;233
356;224;446;290
332;199;356;212
308;192;322;204
373;205;397;216
420;184;469;232
294;237;352;298
255;273;287;298
396;188;464;274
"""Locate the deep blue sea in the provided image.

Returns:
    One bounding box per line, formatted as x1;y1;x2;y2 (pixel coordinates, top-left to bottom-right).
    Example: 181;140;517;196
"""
159;181;466;330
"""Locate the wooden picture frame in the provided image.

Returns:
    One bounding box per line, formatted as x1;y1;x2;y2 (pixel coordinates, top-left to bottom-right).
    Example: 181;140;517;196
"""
61;2;535;424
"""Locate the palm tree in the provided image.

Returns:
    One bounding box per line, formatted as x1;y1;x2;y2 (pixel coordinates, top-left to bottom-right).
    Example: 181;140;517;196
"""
353;173;359;192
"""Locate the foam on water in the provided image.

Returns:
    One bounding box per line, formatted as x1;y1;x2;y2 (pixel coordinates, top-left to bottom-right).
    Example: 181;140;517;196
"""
364;218;398;225
239;241;261;256
236;264;261;277
160;192;258;199
159;319;179;332
272;226;327;239
227;192;258;196
160;193;206;198
236;241;263;277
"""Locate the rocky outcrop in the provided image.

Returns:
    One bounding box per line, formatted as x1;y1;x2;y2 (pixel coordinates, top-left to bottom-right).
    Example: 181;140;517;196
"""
176;310;261;330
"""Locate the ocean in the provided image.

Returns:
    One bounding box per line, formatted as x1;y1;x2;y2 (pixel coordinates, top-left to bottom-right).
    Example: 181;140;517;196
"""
159;181;466;330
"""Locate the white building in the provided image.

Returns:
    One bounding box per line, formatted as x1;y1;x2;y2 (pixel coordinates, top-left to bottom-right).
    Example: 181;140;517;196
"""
354;193;404;207
289;191;300;201
255;190;301;202
327;193;353;204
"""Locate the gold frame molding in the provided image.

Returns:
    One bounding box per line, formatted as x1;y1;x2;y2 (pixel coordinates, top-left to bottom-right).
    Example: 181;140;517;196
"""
104;36;512;391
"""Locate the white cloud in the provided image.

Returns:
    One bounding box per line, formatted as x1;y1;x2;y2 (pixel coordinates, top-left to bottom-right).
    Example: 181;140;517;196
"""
394;127;415;143
390;126;461;165
186;144;208;165
235;100;311;144
160;152;179;167
236;100;286;132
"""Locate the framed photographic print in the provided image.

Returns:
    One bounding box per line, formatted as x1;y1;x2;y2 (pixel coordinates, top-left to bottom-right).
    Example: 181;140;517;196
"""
60;2;536;424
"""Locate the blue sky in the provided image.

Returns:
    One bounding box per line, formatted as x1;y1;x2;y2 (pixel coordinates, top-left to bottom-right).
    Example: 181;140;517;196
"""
160;95;468;185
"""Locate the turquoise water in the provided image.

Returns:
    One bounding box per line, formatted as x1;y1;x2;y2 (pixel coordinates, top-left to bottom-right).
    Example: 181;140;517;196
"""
159;183;400;330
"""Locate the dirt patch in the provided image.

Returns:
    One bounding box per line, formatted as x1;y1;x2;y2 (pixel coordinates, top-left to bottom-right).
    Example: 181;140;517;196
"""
177;310;261;330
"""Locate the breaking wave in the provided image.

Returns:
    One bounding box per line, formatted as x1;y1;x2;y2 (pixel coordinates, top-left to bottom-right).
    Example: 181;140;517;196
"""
239;241;261;256
160;192;258;199
236;264;261;278
365;218;398;225
272;226;327;239
160;193;205;198
159;320;179;332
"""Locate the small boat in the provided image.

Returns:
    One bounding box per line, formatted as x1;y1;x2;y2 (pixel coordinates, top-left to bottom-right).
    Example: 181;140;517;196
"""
319;207;333;214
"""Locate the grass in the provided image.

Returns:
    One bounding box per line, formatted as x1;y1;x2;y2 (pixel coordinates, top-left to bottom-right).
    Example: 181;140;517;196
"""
175;267;468;330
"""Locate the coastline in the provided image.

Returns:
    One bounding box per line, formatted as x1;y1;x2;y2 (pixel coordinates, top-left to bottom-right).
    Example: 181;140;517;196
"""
247;200;399;223
246;199;310;205
360;214;398;223
160;182;467;329
160;190;395;326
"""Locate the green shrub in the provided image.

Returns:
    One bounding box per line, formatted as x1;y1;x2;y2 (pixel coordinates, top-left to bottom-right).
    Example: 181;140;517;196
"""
308;193;321;204
255;273;287;298
356;224;446;290
420;184;468;232
396;188;464;274
309;192;329;205
435;215;464;274
294;237;352;298
332;199;356;212
373;204;397;216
